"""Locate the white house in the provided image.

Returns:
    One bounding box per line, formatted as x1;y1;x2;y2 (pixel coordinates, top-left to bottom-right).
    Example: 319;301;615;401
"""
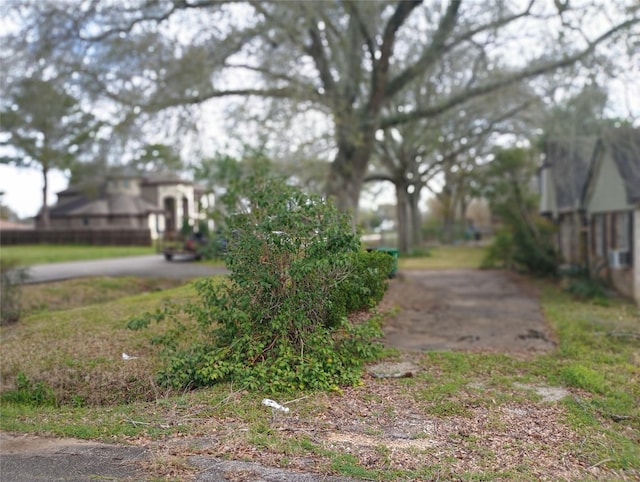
37;172;214;240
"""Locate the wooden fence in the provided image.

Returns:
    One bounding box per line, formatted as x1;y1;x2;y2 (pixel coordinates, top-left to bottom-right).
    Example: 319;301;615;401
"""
0;229;152;246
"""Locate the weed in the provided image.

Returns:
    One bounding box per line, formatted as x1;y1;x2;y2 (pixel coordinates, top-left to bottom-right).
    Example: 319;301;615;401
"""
425;400;471;417
0;372;56;406
1;257;27;325
330;453;378;479
560;364;606;394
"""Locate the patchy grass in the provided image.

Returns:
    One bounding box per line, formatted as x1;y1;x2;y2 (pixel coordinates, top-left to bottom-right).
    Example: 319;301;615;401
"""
1;244;155;265
399;244;486;270
20;276;184;316
0;279;203;406
536;284;640;470
1;268;638;480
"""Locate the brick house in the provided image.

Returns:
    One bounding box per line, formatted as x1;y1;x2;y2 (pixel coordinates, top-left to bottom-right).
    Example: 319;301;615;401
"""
582;128;640;304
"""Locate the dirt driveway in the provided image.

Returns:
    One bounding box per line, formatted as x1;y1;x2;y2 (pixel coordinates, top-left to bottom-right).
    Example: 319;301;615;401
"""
382;269;556;354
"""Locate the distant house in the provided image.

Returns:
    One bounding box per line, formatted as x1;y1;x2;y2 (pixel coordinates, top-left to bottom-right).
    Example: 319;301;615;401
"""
0;219;33;230
539;136;597;266
36;172;214;240
582;128;640;304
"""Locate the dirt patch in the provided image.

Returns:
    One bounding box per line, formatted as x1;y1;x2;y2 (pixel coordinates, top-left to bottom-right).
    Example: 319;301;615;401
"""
381;269;556;354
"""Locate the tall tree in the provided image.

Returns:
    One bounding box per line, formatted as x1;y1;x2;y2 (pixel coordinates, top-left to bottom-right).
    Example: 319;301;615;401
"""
369;78;540;251
0;77;100;228
4;1;637;220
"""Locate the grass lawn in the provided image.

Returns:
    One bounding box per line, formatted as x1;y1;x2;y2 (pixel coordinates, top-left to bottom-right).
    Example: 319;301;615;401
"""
1;244;156;265
1;264;639;480
399;244;487;269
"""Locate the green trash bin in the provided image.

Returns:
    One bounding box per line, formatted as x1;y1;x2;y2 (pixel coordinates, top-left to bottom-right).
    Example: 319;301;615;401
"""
367;247;399;278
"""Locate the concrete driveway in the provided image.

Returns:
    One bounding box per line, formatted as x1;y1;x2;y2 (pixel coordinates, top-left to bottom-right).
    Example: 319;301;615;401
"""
23;255;228;284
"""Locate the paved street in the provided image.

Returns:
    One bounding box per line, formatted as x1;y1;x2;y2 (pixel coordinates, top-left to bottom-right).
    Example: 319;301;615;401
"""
23;254;228;284
0;432;357;481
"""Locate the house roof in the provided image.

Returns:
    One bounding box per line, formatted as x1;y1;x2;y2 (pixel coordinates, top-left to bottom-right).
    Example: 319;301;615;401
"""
140;172;187;185
48;194;92;216
544;136;597;212
598;127;640;204
69;193;163;216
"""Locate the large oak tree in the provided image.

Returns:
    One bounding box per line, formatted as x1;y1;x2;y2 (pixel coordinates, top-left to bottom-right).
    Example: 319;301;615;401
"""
4;1;637;220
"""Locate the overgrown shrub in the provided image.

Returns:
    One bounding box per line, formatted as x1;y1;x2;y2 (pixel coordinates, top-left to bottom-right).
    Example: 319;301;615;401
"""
130;174;392;393
483;217;557;276
480;228;513;269
1;258;27;325
478;148;558;276
510;215;558;276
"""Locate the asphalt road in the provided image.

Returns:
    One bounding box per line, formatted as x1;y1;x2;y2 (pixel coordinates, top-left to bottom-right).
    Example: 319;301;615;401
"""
23;254;228;284
0;432;357;481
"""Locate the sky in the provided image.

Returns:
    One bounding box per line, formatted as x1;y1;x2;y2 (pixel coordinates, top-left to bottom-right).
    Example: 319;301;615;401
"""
0;165;68;219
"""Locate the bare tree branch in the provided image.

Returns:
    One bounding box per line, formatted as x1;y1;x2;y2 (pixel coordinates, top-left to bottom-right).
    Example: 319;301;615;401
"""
384;0;461;99
367;0;422;114
381;16;639;129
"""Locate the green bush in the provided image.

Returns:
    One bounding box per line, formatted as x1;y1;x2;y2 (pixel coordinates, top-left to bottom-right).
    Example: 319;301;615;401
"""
484;216;557;276
130;174;391;393
510;215;557;276
328;250;393;325
480;228;514;269
478;148;558;277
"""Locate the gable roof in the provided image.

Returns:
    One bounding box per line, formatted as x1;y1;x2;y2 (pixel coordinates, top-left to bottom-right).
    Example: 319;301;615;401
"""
141;172;187;185
598;128;640;205
544;136;597;212
68;193;163;217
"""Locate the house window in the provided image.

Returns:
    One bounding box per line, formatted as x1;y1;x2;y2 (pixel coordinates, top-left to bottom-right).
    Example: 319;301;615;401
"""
593;215;604;257
83;218;89;226
123;179;129;188
613;211;631;252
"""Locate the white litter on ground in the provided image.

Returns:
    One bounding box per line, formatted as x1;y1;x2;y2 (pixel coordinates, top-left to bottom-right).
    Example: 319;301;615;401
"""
262;398;290;413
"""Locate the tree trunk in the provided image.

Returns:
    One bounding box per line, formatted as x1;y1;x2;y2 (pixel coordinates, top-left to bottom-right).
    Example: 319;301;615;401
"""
409;189;423;248
326;139;372;226
442;213;455;244
41;167;50;229
395;182;410;254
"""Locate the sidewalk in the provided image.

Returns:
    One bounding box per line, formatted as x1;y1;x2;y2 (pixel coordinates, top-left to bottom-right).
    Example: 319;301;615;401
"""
0;432;358;481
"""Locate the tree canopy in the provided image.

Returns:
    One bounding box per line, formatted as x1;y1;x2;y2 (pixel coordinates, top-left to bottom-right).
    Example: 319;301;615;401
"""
2;0;638;222
0;76;101;227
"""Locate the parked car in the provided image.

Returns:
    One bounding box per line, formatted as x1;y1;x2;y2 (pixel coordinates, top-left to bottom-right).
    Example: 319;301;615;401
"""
162;232;207;261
